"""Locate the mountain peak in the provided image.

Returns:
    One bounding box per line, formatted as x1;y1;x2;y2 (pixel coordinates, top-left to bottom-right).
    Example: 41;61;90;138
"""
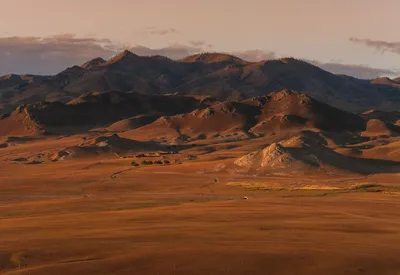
267;89;313;104
0;74;20;81
120;49;135;57
370;77;400;87
278;57;313;66
181;53;247;64
106;50;139;65
81;57;106;69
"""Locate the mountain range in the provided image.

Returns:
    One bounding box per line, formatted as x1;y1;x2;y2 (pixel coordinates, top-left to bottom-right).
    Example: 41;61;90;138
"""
0;51;399;115
1;54;400;175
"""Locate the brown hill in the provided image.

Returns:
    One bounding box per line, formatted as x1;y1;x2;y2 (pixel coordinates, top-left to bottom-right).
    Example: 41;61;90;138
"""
106;114;161;132
361;109;400;124
234;131;399;175
127;90;366;142
0;106;42;136
0;92;205;137
370;77;400;88
129;100;259;141
234;132;324;173
361;119;400;137
247;90;364;133
361;140;400;162
49;134;160;161
1;51;400;114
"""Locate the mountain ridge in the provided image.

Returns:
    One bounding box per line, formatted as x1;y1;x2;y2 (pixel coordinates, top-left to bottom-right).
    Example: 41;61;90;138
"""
0;50;399;114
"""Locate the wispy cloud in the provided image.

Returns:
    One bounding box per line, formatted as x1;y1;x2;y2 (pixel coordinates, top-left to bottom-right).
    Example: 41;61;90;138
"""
310;60;398;79
231;50;276;62
127;43;203;60
350;37;400;55
127;46;277;63
0;34;207;74
0;34;114;74
0;34;397;79
189;40;211;47
142;27;178;36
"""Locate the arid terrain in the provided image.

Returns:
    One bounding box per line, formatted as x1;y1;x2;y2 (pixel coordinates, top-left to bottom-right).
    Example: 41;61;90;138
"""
1;52;400;274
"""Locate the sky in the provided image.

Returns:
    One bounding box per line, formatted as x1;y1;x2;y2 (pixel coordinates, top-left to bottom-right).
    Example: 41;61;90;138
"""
0;0;399;78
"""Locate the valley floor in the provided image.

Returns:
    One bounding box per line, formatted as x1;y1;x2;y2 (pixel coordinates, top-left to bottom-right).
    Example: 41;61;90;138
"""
1;154;400;274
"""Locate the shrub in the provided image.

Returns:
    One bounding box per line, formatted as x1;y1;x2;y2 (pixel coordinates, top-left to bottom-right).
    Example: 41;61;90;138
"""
154;160;163;165
10;252;28;268
131;161;139;167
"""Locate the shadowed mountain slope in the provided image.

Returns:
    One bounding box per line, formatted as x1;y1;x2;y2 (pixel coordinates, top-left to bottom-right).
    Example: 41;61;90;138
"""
1;51;400;114
127;90;366;142
0;92;205;136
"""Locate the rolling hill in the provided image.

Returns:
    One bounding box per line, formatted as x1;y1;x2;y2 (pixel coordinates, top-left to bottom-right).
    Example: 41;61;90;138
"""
122;90;367;143
0;91;206;136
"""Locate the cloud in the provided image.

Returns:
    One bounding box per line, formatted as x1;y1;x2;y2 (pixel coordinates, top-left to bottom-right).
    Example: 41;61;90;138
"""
127;43;203;60
229;51;396;79
0;34;114;74
189;40;210;47
129;46;276;63
231;50;276;62
350;37;400;55
126;46;277;63
0;33;397;80
0;34;207;74
310;60;398;79
142;27;178;36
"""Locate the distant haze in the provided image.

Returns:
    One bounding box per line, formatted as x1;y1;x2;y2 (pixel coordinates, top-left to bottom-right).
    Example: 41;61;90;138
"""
0;0;399;78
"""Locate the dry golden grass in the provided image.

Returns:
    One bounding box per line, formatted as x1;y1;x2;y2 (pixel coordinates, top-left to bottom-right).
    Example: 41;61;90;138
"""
1;131;400;274
226;181;386;192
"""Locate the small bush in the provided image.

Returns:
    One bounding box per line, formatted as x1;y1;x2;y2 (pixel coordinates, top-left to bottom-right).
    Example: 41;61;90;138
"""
141;160;153;165
10;251;28;268
131;161;139;167
163;160;171;165
154;160;163;165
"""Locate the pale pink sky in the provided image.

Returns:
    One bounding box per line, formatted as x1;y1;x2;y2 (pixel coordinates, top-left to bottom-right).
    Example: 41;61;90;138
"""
0;0;399;73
